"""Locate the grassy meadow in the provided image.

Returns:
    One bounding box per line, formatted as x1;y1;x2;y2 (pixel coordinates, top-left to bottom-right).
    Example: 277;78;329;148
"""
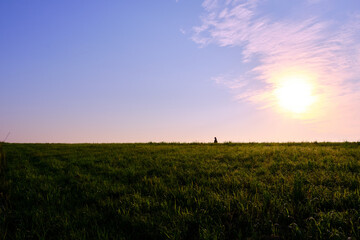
0;142;359;239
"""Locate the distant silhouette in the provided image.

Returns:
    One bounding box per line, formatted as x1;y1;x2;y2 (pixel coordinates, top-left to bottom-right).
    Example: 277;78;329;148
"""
214;137;218;143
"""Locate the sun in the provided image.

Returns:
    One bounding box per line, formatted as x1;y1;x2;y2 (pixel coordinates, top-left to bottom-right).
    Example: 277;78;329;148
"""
274;75;317;114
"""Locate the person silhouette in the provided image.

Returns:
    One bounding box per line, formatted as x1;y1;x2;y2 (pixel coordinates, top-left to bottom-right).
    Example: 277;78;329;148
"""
214;137;218;143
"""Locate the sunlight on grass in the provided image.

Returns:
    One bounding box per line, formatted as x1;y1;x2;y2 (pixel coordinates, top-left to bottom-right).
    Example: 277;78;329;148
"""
2;143;360;239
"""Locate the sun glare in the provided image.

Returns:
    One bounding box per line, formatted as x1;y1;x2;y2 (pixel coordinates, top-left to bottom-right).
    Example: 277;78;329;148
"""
274;75;317;114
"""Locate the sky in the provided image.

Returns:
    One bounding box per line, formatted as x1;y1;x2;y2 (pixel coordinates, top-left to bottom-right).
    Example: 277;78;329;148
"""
1;0;360;143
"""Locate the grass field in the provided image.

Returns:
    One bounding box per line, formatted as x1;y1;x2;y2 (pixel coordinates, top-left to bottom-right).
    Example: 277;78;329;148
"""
0;143;359;239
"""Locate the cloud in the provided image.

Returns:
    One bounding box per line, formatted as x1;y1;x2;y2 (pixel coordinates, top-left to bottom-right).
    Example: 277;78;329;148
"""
192;0;360;124
179;28;186;35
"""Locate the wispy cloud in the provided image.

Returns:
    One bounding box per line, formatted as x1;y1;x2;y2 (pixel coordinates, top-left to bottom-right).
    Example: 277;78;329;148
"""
192;0;360;125
179;28;186;35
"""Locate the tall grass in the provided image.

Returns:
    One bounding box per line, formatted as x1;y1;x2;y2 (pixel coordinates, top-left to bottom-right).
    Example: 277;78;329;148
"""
2;143;360;239
0;142;10;239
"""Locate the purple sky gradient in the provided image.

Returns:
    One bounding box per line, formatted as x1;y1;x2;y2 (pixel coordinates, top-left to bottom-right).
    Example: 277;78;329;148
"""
1;0;360;142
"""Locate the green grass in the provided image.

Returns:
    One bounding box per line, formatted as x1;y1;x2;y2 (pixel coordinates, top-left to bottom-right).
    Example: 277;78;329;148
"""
1;142;10;240
1;142;360;239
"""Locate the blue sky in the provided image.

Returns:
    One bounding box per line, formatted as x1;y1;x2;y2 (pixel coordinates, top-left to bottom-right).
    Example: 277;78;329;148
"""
1;0;360;142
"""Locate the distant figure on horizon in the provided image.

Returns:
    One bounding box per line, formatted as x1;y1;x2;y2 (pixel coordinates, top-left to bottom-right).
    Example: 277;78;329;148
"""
214;137;218;143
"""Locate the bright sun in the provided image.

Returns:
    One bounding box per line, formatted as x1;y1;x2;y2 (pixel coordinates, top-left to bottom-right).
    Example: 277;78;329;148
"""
274;76;317;114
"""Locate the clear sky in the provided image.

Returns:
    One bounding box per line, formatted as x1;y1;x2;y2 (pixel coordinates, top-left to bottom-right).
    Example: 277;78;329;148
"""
1;0;360;143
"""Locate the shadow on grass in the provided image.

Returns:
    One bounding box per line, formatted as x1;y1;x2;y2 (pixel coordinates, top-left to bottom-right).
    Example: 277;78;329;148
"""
0;143;11;239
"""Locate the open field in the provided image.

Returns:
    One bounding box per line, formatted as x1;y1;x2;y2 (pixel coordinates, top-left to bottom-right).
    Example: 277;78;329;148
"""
0;143;360;239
